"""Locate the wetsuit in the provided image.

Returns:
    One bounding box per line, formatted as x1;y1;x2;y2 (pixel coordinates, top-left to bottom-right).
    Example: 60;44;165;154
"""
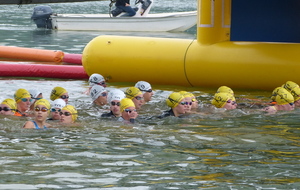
157;109;175;119
32;121;47;129
101;111;116;118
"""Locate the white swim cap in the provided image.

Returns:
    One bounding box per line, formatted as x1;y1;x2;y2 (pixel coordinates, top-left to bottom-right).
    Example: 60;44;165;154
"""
88;73;105;86
135;81;152;92
108;89;125;102
51;98;66;109
29;89;42;99
90;85;107;101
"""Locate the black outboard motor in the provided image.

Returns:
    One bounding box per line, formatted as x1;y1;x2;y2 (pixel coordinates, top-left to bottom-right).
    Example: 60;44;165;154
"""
31;6;53;29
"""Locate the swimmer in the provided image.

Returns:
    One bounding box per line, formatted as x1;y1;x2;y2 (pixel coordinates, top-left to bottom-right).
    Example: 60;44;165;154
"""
135;81;154;103
28;89;43;112
290;87;300;107
263;88;294;114
90;85;108;107
125;87;144;109
14;88;32;116
211;92;237;110
23;99;51;129
50;86;69;104
60;105;78;124
158;92;189;118
84;73;106;95
48;98;66;120
118;98;138;123
101;89;125;118
0;98;17;116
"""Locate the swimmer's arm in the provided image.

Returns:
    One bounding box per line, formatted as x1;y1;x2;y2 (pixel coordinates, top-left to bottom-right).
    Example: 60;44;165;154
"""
23;121;35;129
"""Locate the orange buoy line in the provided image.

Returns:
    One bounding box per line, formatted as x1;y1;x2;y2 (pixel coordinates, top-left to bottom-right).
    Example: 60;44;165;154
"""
0;63;88;79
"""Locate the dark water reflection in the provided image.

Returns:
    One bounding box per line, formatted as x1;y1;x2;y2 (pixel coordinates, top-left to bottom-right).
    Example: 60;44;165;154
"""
0;1;300;189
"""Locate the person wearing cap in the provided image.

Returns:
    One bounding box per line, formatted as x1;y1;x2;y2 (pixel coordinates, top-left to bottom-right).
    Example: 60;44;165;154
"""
179;91;195;113
282;81;299;92
135;81;154;103
0;98;17;116
263;88;295;114
48;98;66;120
118;98;138;123
50;86;69;104
125;87;144;110
158;92;189;118
23;99;51;129
28;89;43;112
290;87;300;107
90;85;108;106
60;105;78;124
14;88;32;116
84;73;107;95
211;92;237;110
217;86;234;95
101;89;125;118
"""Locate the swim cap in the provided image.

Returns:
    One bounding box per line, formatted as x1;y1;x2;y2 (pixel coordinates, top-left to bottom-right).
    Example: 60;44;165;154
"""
14;88;31;103
135;81;152;92
107;89;125;102
34;99;51;113
62;105;78;121
271;87;286;101
1;98;17;113
166;92;185;108
90;85;107;101
51;98;66;109
282;81;299;92
88;73;105;86
216;86;234;95
125;87;142;99
211;92;231;108
29;89;42;99
179;91;194;98
50;87;67;101
120;98;135;112
275;90;294;105
290;87;300;101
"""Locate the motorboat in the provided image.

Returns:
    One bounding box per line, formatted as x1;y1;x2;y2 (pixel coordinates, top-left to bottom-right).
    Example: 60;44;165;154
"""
31;0;197;32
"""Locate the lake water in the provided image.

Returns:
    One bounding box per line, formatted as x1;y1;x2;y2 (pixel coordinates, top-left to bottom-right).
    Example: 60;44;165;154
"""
0;1;300;189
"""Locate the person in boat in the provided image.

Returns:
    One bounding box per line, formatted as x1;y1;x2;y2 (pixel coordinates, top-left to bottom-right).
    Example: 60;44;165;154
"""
84;73;107;95
28;89;43;112
50;86;69;104
60;105;78;124
124;87;144;110
262;87;294;114
23;99;51;129
101;89;125;118
0;98;17;116
211;92;237;110
135;81;154;103
115;0;136;17
48;98;66;121
118;98;138;124
158;92;189;118
90;85;108;107
14;88;32;116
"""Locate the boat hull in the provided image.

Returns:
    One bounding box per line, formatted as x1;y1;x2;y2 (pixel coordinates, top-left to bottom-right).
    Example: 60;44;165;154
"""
51;11;197;32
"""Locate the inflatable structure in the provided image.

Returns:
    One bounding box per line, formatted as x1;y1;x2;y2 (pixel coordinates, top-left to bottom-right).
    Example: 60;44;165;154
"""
82;0;300;90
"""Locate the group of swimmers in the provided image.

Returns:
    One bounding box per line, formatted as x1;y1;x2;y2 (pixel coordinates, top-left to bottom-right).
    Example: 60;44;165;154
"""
1;73;299;129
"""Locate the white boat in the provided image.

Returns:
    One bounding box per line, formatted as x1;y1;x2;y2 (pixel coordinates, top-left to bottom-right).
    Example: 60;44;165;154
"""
31;0;197;32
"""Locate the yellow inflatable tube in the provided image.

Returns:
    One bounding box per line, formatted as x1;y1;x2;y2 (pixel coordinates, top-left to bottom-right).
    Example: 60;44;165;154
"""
82;35;194;86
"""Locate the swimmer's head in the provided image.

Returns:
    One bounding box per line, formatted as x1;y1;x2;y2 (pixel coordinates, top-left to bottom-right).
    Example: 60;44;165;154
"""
107;89;125;102
290;87;300;101
90;85;107;102
50;87;67;101
14;88;31;103
1;98;17;113
135;81;152;92
275;90;294;105
88;73;106;87
166;92;185;108
282;81;299;92
179;91;194;98
120;98;135;112
51;98;66;110
211;92;231;108
125;87;142;100
62;105;78;121
217;86;234;95
34;99;51;113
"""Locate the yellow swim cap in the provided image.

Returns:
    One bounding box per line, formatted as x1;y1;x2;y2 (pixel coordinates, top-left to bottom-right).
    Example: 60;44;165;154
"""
14;88;31;103
120;98;135;112
290;87;300;101
179;91;194;98
1;98;17;113
211;92;231;108
34;99;51;113
125;87;142;100
271;87;286;101
50;87;67;101
275;90;294;105
166;92;185;108
217;86;234;95
62;105;78;121
282;81;299;92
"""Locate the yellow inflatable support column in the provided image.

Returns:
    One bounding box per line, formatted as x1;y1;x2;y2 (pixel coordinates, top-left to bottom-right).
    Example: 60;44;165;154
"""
82;35;194;86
